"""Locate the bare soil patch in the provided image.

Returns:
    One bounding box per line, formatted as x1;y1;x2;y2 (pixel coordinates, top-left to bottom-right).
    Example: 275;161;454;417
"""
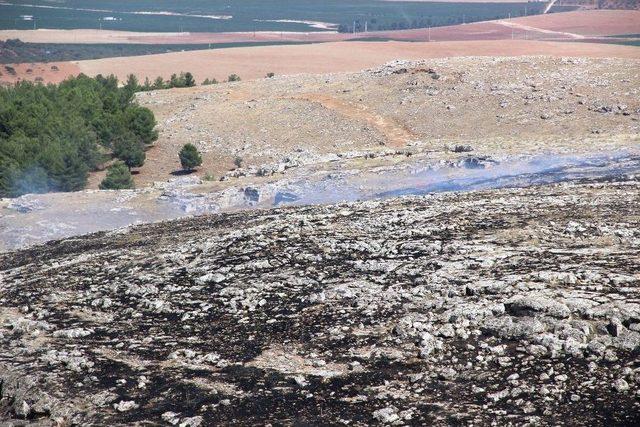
0;61;79;85
505;9;640;36
289;93;418;148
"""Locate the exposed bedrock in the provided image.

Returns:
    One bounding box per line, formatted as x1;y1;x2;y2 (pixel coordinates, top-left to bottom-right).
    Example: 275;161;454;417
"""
1;181;639;425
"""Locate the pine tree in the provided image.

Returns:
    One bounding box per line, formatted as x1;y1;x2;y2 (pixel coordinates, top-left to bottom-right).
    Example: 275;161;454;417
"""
184;72;196;87
170;73;181;88
179;143;202;171
125;74;139;92
153;76;166;90
124;106;158;145
113;135;145;169
0;156;20;197
99;162;134;190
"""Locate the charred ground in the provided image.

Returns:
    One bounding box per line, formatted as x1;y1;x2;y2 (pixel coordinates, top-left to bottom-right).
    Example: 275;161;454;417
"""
1;180;639;425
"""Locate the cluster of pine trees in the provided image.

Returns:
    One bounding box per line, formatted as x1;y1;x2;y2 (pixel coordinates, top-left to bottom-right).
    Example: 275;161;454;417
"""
0;74;157;197
131;72;196;91
133;72;242;90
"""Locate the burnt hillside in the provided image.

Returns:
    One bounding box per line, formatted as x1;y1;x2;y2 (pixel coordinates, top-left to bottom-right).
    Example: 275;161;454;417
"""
1;181;639;425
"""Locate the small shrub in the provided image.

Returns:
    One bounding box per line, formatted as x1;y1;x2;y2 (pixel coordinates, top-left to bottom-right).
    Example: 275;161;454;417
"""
452;145;473;153
227;74;241;82
203;172;215;181
266;72;275;78
233;156;243;168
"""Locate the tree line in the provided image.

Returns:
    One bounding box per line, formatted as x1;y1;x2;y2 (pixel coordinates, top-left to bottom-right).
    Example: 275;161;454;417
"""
338;14;522;33
129;72;243;91
0;74;157;197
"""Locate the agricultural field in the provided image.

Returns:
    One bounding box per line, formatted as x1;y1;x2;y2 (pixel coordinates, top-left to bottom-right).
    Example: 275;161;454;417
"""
0;0;544;33
0;38;309;64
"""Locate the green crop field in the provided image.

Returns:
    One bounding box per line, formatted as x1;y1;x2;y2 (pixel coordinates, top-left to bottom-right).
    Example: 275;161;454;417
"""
0;1;544;33
0;39;312;64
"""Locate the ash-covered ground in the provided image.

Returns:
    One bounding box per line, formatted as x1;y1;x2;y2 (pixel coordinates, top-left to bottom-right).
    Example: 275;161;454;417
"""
1;180;639;425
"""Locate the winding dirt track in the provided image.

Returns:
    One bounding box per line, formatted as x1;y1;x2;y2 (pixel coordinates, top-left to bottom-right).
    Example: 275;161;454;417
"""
494;19;586;40
290;93;418;147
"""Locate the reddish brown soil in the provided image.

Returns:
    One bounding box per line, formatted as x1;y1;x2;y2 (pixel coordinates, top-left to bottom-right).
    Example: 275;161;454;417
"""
508;9;640;36
1;10;638;86
0;61;80;85
74;40;640;84
3;39;639;86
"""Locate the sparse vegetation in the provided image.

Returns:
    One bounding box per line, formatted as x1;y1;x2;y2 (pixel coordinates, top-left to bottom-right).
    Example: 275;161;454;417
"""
203;172;215;181
201;78;218;85
179;143;203;171
99;162;135;190
266;72;275;78
233;156;244;168
227;74;241;82
0;74;157;197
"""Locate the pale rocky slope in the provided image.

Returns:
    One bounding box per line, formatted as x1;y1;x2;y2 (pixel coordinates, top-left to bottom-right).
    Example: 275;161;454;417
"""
132;56;640;186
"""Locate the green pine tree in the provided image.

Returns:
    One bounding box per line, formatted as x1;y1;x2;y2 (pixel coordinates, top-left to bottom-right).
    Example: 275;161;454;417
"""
113;134;145;169
179;143;202;171
152;76;166;90
184;72;196;87
99;162;134;190
124;106;158;145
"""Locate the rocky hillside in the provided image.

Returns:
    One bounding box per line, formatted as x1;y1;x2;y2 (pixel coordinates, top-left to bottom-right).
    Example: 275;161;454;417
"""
1;180;639;425
132;56;640;187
